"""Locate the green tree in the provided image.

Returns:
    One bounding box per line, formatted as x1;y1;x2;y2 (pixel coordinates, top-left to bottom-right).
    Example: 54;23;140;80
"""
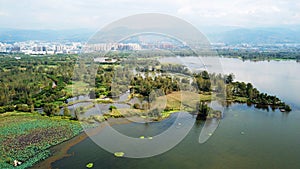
225;73;235;84
201;71;210;79
43;103;59;116
196;102;209;120
284;105;292;112
133;103;141;109
226;84;233;98
109;105;117;111
63;106;71;116
246;83;254;99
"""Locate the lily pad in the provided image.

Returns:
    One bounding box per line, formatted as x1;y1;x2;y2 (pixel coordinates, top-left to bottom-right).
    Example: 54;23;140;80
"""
86;162;93;168
114;152;125;157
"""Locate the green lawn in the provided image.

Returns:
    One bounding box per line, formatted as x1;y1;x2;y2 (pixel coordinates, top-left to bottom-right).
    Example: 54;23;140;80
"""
64;81;90;96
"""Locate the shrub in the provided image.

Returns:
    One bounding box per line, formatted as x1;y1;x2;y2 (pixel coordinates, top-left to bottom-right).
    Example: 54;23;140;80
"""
133;103;140;109
43;103;59;116
109;105;117;111
63;106;71;116
285;105;292;112
16;104;30;112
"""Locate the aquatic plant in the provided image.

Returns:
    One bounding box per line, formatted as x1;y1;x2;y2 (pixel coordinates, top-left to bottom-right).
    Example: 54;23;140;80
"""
114;152;125;157
86;162;94;168
0;112;83;168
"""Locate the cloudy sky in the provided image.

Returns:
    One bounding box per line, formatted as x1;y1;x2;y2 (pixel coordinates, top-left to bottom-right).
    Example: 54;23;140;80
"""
0;0;299;30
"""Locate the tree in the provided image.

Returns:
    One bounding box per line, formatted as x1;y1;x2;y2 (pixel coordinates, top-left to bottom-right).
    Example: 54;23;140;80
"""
225;84;233;98
196;102;209;120
109;105;117;111
43;103;59;116
284;105;292;112
16;104;30;112
73;108;80;120
133;103;141;109
225;73;235;84
201;71;210;79
202;80;211;92
246;83;253;99
63;106;71;116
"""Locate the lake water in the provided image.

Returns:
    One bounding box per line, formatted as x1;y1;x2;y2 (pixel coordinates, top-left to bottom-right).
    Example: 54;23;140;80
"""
51;57;300;169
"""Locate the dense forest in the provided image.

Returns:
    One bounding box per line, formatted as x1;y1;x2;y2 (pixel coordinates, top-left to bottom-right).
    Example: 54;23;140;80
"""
0;55;77;113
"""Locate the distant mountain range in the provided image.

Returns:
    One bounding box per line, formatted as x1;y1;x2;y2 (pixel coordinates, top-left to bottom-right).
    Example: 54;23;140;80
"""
205;26;300;44
1;26;300;44
0;28;93;43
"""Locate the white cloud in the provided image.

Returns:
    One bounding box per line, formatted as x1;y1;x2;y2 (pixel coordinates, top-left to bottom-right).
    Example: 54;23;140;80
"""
175;0;300;27
0;0;299;29
0;11;8;16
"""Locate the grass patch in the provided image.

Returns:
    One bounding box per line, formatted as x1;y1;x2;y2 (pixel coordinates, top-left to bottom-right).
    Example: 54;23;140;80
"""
227;96;248;103
164;91;213;110
64;81;90;96
199;93;215;101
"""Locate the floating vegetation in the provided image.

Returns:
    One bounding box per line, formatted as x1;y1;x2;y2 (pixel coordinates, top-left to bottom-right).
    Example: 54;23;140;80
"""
0;112;82;168
114;152;125;157
86;162;94;168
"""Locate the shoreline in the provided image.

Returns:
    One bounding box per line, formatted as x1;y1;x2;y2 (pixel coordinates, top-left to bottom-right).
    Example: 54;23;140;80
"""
20;89;291;169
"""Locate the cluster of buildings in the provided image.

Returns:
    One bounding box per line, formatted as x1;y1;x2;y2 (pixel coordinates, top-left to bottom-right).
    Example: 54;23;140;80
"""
83;42;178;52
83;43;142;52
3;40;296;56
0;41;82;55
0;40;182;55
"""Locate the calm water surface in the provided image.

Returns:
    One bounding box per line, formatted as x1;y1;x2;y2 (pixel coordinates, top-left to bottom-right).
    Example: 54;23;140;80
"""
52;57;300;169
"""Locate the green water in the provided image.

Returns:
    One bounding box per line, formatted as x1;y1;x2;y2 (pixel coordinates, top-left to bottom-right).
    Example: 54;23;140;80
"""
52;105;300;169
52;58;300;169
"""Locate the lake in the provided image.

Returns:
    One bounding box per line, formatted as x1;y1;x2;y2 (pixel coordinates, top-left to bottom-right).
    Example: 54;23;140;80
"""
50;57;300;169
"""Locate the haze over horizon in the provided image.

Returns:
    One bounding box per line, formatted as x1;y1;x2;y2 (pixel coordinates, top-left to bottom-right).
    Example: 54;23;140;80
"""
0;0;300;30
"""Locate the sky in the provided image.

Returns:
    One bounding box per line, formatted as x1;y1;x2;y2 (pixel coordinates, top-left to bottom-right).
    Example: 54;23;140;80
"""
0;0;299;30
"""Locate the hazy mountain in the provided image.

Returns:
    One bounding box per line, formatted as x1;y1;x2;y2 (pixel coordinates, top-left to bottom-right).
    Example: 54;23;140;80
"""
206;26;300;44
1;26;300;44
0;28;94;43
